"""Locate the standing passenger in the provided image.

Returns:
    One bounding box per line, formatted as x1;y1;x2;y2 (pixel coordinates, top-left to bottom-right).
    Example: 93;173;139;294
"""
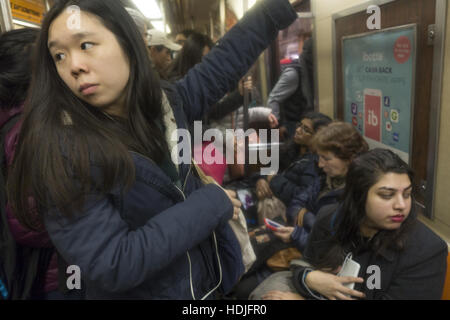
268;38;315;139
0;28;80;299
147;29;181;80
167;31;213;82
8;0;298;299
175;29;195;47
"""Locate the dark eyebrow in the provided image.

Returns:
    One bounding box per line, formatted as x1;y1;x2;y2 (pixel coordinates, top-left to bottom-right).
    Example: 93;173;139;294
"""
378;185;413;192
48;32;96;50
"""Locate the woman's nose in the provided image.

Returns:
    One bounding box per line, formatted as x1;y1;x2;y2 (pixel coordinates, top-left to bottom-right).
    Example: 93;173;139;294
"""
393;194;406;210
70;53;89;77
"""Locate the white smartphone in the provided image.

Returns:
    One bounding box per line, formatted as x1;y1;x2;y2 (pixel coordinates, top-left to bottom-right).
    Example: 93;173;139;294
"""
363;88;382;142
337;254;361;290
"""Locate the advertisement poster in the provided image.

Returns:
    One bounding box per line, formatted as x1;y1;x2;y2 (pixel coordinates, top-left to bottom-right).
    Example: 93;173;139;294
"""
342;25;416;163
10;0;45;26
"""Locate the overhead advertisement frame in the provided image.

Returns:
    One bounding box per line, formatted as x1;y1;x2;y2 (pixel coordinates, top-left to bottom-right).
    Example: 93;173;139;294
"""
10;0;45;27
0;0;14;32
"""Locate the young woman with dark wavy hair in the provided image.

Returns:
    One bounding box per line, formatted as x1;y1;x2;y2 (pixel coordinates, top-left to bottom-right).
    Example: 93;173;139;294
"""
261;149;447;300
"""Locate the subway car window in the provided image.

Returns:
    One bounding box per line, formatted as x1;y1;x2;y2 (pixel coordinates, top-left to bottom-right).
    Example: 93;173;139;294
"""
0;0;448;304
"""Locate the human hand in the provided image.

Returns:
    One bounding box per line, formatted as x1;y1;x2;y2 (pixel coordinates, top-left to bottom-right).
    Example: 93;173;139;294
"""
268;114;278;128
305;270;366;300
224;189;242;220
262;290;305;300
273;226;294;243
255;178;272;199
238;76;252;96
279;126;288;141
297;208;308;227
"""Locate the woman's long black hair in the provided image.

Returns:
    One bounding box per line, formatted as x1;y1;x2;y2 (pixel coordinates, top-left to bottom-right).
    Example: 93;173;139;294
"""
0;28;39;110
168;31;214;81
311;149;417;270
8;0;168;230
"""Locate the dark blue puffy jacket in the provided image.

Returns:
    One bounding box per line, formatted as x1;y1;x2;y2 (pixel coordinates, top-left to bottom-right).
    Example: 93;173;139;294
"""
43;0;297;299
287;181;344;253
269;152;321;206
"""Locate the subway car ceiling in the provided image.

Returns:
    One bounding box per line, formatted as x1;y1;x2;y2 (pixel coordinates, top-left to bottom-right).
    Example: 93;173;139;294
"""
122;0;303;36
2;0;304;34
121;0;223;35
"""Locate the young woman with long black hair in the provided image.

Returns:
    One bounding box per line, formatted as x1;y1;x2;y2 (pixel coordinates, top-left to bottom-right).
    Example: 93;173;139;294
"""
167;31;214;82
7;0;297;299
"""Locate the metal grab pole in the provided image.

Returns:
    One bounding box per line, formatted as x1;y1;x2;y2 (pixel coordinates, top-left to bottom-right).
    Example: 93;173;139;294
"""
243;0;250;176
243;79;250;176
220;0;225;36
0;0;13;33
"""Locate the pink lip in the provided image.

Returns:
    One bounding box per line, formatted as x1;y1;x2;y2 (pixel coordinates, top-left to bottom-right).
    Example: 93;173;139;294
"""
79;84;98;95
390;215;405;223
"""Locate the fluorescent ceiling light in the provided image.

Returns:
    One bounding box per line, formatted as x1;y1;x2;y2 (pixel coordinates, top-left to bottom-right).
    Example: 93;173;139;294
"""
248;0;257;9
132;0;162;20
151;21;171;33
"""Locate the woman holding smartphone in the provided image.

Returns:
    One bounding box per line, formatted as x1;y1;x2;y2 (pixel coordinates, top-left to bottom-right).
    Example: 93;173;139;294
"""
260;149;447;300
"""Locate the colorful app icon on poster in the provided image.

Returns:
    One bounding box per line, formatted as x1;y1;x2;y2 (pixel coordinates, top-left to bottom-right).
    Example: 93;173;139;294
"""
352;116;358;126
393;132;400;142
356;91;363;102
384;110;389;119
390;109;399;123
384;96;390;107
358;112;363;119
386;121;392;132
364;89;382;142
351;103;358;115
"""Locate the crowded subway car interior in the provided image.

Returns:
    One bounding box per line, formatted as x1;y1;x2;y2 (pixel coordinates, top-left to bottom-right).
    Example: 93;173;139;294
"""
0;0;449;303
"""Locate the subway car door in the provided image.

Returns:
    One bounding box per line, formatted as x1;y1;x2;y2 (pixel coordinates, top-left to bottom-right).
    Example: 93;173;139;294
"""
334;0;441;215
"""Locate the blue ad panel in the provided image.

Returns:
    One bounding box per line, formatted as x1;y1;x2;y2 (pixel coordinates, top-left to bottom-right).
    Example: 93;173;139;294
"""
343;26;416;163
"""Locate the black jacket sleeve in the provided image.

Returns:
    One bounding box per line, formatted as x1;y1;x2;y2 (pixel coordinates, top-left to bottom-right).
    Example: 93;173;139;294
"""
292;205;338;299
175;0;297;122
207;89;244;121
269;155;318;206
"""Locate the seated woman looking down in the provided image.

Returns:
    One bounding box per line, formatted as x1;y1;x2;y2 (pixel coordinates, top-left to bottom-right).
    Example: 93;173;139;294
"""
255;112;332;206
274;121;369;252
